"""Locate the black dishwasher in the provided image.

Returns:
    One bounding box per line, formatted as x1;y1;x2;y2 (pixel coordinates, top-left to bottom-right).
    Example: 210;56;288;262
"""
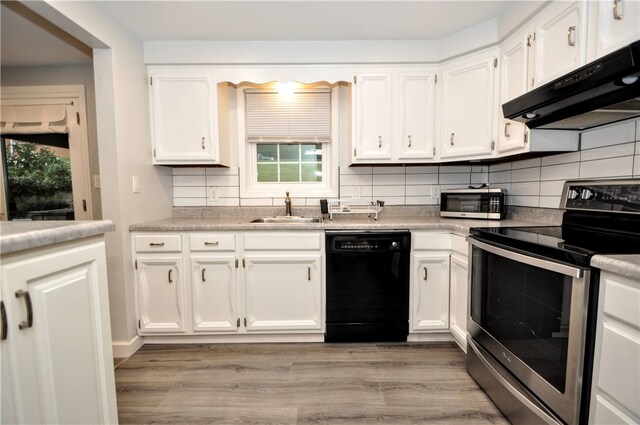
325;230;411;342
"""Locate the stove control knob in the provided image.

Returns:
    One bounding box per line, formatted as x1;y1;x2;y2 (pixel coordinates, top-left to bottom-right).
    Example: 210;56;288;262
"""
568;188;580;200
581;188;595;200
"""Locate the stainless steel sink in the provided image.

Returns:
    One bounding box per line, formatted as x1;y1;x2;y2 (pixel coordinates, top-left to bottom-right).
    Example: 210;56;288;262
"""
249;216;322;224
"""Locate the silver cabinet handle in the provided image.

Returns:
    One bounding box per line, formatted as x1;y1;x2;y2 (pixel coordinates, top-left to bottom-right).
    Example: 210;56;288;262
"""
15;290;33;330
423;267;428;281
201;136;206;149
168;269;173;283
149;242;165;247
1;301;7;341
504;122;511;138
408;135;412;148
613;0;623;19
308;267;311;281
204;241;219;246
378;136;382;148
353;148;357;157
450;133;455;146
567;26;576;47
201;268;206;283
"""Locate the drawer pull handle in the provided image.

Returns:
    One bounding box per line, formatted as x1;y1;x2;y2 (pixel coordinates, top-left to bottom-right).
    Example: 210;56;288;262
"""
408;135;412;148
201;136;206;149
15;290;33;330
378;135;382;148
202;268;206;282
149;242;165;247
450;133;455;146
613;0;623;20
567;26;576;47
423;267;428;281
504;122;510;138
308;267;311;281
204;241;219;246
168;269;173;283
1;301;7;340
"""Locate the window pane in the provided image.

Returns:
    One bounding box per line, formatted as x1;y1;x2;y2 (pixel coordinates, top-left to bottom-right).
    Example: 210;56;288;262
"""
257;163;278;182
257;144;277;162
301;163;322;182
280;164;300;182
301;144;323;162
279;144;300;162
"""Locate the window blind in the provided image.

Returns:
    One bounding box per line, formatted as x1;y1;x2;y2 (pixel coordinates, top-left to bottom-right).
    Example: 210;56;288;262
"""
1;104;68;134
245;91;331;142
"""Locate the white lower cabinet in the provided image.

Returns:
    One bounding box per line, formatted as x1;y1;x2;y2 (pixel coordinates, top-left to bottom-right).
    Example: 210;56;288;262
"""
1;237;117;424
589;271;640;424
244;253;322;331
136;256;186;333
411;253;450;331
133;231;324;337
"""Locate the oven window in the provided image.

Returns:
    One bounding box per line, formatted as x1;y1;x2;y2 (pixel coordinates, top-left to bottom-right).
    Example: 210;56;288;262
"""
471;247;572;393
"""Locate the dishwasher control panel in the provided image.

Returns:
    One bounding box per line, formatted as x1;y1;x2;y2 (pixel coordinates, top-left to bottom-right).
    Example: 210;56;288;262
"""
327;231;411;253
336;240;380;250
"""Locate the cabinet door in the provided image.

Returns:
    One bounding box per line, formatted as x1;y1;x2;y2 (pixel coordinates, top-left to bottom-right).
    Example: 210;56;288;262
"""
243;254;322;331
498;31;529;154
531;2;586;88
440;53;496;159
410;253;450;332
352;72;392;161
397;72;436;160
191;255;238;332
593;0;640;58
137;256;186;333
449;254;469;352
149;72;218;164
1;242;116;424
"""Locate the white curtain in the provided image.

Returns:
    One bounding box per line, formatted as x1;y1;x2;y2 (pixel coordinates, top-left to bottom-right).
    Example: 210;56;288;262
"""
1;104;68;134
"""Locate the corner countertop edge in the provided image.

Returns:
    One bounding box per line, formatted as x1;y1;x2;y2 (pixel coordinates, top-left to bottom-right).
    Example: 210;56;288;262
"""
1;220;115;255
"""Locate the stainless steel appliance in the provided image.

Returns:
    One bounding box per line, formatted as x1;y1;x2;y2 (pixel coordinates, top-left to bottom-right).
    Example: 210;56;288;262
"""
440;187;505;220
325;230;410;342
503;40;640;130
466;179;640;424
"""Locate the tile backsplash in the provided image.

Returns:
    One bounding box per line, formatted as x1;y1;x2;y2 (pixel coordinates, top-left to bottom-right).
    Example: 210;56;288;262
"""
172;120;640;209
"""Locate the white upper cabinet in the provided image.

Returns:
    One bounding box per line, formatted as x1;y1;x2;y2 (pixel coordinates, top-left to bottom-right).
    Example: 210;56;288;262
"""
590;0;640;60
440;48;498;159
351;69;436;164
148;67;229;166
396;72;437;160
497;30;530;154
529;1;587;88
351;72;393;161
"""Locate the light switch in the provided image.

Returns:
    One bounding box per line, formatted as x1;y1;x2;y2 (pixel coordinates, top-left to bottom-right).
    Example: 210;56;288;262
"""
93;175;101;189
132;176;140;193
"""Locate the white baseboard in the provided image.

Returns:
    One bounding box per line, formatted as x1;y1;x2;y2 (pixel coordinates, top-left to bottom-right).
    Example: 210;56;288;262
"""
112;335;144;358
143;333;324;344
407;332;454;342
449;325;468;353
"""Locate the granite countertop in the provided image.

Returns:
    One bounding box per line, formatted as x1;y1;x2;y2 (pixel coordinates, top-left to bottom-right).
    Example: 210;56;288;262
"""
129;215;544;235
591;254;640;281
1;220;115;255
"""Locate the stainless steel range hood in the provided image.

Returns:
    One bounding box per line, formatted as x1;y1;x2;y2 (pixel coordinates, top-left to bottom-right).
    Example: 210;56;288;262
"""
503;40;640;131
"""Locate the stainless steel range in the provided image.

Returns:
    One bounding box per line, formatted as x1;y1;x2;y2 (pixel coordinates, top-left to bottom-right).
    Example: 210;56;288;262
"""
466;179;640;424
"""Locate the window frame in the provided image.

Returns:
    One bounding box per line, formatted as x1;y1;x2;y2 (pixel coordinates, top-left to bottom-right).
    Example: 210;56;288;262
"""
239;86;339;199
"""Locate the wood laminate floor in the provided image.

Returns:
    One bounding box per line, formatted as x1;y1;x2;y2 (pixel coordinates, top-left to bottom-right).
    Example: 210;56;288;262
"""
115;342;509;424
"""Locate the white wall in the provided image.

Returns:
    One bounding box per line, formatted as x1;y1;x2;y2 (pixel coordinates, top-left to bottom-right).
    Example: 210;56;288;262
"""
1;65;102;219
23;0;173;354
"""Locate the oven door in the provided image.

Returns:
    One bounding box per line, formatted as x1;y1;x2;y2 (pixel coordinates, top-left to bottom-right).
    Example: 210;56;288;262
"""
466;236;591;425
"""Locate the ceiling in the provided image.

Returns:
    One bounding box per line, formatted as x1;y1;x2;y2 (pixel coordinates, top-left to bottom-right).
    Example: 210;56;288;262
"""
1;1;541;67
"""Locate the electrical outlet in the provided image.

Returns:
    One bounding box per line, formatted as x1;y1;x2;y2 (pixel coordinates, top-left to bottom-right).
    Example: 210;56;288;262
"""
432;185;441;200
132;176;140;193
93;175;101;189
208;186;218;201
353;186;361;199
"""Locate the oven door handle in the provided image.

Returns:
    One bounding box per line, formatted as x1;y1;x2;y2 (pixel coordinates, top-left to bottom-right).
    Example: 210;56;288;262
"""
466;236;585;279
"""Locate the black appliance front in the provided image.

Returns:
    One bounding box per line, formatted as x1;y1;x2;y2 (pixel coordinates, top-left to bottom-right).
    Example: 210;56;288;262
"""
325;231;410;342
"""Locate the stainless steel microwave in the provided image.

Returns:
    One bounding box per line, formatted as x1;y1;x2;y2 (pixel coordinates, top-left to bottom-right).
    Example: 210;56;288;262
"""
440;187;505;220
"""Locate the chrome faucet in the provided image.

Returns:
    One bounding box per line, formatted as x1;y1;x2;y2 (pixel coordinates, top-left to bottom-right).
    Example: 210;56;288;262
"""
285;191;292;216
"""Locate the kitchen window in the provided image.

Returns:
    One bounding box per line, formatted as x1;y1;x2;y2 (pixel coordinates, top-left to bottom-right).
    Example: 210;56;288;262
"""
239;86;339;198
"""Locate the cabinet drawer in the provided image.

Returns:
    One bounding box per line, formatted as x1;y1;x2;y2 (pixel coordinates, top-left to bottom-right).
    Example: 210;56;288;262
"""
603;273;640;328
190;233;236;252
412;232;451;251
134;234;182;252
243;232;322;251
451;234;469;257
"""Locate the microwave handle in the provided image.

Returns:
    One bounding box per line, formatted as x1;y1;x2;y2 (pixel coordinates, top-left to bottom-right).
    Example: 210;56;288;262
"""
466;236;585;279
